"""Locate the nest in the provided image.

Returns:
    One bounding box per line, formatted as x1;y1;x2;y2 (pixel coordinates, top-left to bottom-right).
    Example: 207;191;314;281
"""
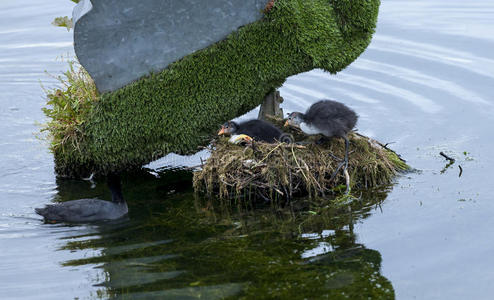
193;131;408;202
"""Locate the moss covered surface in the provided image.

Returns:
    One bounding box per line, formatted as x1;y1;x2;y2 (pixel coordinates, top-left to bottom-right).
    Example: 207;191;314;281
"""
51;0;380;177
193;132;408;201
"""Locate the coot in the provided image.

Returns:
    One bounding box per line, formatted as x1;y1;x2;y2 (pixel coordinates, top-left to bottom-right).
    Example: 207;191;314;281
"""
285;99;358;193
35;174;128;223
218;119;283;143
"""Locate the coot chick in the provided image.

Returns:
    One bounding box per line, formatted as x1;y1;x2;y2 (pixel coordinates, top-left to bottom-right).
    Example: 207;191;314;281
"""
35;174;128;223
285;100;358;194
218;119;283;143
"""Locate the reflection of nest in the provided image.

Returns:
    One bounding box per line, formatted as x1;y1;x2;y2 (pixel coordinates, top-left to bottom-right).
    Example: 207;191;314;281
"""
193;131;408;202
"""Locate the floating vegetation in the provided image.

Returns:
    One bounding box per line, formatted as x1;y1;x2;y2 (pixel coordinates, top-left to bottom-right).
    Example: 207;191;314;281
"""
51;16;73;31
193;129;408;202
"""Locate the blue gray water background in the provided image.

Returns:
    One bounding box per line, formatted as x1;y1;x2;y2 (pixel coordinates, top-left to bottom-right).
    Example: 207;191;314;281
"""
1;0;494;299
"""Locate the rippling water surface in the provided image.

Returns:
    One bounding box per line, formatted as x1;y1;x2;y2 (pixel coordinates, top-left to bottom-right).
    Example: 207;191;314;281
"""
1;0;494;299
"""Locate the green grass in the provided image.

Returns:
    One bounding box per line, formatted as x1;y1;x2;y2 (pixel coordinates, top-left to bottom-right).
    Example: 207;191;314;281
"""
41;60;99;154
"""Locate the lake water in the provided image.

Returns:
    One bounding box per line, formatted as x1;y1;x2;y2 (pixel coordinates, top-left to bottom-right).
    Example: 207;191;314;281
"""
1;0;494;299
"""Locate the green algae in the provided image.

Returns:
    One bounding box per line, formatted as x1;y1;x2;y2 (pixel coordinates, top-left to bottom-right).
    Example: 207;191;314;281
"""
57;168;394;299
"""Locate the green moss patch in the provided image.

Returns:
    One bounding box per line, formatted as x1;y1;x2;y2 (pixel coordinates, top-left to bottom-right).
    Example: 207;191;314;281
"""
46;0;380;177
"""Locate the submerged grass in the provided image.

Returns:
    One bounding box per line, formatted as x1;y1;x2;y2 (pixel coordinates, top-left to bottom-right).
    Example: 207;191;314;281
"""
193;131;408;203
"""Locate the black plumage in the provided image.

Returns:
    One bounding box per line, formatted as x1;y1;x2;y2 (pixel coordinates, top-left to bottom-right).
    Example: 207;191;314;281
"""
218;119;283;143
35;174;128;223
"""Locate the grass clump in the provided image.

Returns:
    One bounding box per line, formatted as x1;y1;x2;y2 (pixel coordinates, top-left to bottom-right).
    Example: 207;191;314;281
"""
193;132;408;202
40;60;99;154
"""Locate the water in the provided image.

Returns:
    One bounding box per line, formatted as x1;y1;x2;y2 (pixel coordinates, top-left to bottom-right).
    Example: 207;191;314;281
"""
1;0;494;299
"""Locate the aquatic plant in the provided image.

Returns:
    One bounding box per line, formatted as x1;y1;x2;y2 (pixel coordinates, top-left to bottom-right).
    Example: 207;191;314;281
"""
40;60;99;153
45;0;380;177
58;169;395;299
51;1;80;31
51;16;73;31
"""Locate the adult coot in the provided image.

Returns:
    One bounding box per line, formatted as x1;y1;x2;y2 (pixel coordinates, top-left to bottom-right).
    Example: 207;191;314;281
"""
35;174;128;223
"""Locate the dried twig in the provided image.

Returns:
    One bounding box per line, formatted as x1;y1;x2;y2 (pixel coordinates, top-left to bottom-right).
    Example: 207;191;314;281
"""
440;151;455;163
291;145;309;183
253;143;283;168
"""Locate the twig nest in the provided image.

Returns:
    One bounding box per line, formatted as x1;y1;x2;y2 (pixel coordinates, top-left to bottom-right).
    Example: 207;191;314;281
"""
193;132;408;202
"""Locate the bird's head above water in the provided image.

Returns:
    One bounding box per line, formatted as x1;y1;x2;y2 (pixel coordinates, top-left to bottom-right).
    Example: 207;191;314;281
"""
218;121;239;136
284;112;304;127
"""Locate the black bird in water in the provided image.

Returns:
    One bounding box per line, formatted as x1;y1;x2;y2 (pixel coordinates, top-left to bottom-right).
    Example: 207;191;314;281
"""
218;119;287;143
35;174;128;223
285;99;358;194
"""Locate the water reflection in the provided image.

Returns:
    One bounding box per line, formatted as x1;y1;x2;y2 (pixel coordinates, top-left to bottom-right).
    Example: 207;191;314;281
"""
51;168;395;299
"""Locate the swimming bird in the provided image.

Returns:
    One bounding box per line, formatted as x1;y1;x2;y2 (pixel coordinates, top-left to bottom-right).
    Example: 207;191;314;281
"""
35;174;128;223
218;119;284;143
285;99;358;193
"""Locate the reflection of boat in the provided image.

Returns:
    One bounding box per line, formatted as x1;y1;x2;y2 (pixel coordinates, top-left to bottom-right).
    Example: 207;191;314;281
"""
55;168;394;299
